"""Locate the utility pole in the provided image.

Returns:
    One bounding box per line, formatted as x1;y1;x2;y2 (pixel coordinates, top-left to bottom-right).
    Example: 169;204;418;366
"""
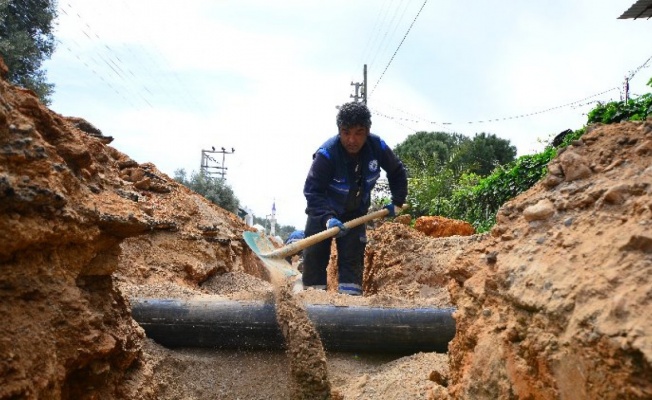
350;82;363;102
200;146;235;180
350;64;368;104
363;64;367;104
200;148;220;176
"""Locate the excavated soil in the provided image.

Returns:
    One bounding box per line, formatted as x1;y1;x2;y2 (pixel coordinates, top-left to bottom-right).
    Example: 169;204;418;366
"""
1;54;651;399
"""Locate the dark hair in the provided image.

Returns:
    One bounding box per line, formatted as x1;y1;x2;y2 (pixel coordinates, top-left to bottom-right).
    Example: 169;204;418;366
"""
336;102;372;129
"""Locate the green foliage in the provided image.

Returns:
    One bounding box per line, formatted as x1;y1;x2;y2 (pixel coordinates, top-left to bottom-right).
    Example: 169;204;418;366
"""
444;147;557;232
399;131;517;221
371;178;391;209
173;169;240;214
401;131;557;232
449;132;517;176
278;225;298;241
0;0;57;104
557;127;585;147
394;131;468;173
454;89;650;232
406;168;457;217
586;93;652;124
395;131;516;179
397;80;652;233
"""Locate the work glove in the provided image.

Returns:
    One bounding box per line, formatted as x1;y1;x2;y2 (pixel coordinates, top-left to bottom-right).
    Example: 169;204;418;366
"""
326;217;348;238
383;203;400;217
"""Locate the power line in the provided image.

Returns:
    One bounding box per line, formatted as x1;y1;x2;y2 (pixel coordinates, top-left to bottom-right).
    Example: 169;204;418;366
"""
58;3;159;108
352;0;392;82
373;109;420;133
116;0;204;112
371;99;451;131
54;38;138;107
56;1;200;112
627;53;652;80
373;0;412;68
367;0;409;70
372;50;652;126
371;87;619;127
370;0;429;98
351;0;416;88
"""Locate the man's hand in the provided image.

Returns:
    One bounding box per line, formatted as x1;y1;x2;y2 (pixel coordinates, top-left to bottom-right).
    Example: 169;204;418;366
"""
326;218;348;238
383;203;400;217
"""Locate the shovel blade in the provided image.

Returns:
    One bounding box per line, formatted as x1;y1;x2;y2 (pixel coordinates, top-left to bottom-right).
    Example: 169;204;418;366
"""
243;231;299;277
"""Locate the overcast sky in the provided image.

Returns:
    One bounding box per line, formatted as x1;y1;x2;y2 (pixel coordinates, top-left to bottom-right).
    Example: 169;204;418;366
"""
44;0;652;230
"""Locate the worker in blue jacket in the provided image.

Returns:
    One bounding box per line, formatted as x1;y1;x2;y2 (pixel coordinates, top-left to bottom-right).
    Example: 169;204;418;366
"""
302;102;407;295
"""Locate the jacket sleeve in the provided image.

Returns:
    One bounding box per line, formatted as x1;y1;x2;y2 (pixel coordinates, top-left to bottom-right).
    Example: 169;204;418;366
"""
380;144;408;206
303;151;337;226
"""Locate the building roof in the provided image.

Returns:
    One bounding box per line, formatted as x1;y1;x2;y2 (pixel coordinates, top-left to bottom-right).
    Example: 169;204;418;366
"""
619;0;652;19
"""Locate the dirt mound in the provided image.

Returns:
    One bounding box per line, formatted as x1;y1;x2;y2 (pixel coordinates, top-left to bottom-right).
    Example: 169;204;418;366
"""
414;216;475;237
0;61;252;398
1;55;651;399
364;222;476;306
447;121;652;399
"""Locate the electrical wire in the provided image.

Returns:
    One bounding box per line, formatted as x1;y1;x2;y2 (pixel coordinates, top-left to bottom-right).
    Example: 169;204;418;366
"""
373;0;412;69
371;87;620;128
116;0;204;112
352;0;392;82
367;0;409;69
627;53;652;80
54;38;138;107
369;0;429;98
350;0;414;92
57;2;158;108
370;50;652;127
55;1;200;112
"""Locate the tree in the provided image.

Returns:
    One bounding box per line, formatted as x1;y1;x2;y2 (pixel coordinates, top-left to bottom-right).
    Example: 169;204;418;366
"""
393;131;469;174
449;132;517;176
174;169;240;214
0;0;57;104
277;224;298;241
393;131;516;219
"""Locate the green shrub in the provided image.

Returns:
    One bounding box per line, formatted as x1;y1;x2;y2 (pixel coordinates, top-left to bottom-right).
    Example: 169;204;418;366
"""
403;83;651;232
444;146;557;232
587;93;652;124
173;169;240;213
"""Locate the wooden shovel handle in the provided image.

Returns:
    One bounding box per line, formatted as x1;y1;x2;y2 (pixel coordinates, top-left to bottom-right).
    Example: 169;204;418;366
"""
263;208;390;259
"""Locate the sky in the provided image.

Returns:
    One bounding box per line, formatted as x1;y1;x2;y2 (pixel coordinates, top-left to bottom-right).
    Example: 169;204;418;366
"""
43;0;652;230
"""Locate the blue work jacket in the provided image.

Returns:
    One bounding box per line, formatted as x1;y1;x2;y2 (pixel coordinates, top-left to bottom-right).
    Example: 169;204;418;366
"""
303;133;407;225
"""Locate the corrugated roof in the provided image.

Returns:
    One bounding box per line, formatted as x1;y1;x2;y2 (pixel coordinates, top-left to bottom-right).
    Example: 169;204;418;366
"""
619;0;652;19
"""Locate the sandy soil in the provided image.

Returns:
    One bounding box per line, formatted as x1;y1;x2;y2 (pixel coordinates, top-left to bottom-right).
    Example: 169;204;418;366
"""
1;53;650;399
116;239;457;399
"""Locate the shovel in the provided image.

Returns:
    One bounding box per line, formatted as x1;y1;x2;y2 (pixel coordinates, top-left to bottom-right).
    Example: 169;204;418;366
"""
243;208;394;281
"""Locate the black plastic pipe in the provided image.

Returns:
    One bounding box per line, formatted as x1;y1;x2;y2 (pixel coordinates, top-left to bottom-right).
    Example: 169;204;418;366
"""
131;298;456;354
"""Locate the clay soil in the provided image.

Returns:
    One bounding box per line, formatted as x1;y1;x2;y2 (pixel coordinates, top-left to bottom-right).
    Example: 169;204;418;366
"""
1;54;651;399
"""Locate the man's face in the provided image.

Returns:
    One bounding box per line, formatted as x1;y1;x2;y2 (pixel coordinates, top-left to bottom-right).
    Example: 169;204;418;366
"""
339;125;369;156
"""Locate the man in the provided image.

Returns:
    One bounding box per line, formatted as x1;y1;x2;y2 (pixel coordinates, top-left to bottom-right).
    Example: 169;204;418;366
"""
302;102;408;295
